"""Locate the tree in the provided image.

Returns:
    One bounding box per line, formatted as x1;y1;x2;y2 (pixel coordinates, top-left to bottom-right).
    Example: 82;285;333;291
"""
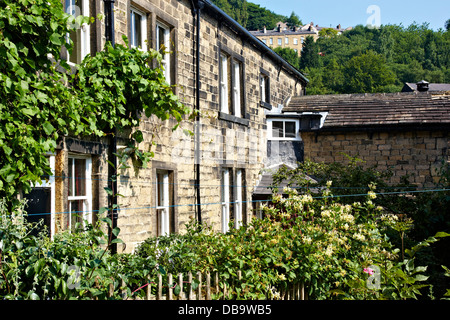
342;51;396;93
286;11;302;27
273;47;300;70
299;36;321;71
210;0;248;27
446;19;450;31
318;28;338;38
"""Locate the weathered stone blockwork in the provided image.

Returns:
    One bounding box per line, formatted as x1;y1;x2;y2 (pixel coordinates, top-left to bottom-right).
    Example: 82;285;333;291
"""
92;0;308;252
302;130;450;187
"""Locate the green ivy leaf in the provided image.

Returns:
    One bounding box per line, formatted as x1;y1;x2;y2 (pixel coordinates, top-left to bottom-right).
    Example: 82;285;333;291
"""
42;121;55;135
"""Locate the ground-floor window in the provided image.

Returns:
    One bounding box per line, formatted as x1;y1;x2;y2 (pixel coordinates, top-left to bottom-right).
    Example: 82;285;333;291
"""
156;170;174;236
221;168;245;233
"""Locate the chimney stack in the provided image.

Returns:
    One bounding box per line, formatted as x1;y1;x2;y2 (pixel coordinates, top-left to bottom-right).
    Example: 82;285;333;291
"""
416;80;429;92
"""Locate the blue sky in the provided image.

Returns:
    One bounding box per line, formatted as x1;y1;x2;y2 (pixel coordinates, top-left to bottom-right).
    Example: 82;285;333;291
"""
249;0;449;31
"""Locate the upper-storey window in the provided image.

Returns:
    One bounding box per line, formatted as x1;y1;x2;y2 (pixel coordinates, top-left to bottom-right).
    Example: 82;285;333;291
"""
130;7;147;51
219;51;244;118
219;52;229;114
156;22;171;85
267;118;300;141
259;71;271;109
65;0;90;65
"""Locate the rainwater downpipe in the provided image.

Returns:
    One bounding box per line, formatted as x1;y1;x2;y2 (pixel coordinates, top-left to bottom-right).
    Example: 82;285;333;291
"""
104;0;118;253
191;0;203;224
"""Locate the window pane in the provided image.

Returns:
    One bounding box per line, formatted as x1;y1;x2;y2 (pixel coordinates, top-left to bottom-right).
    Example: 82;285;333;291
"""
157;25;166;52
69;158;86;197
66;0;83;64
69;199;84;230
74;159;86;196
132;12;142;48
285;121;296;138
272;121;283;138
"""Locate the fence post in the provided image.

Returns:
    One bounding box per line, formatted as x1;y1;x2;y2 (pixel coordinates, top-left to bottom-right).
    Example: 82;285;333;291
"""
168;273;173;300
197;272;202;300
178;273;184;300
206;272;211;300
300;282;304;300
215;272;219;299
157;273;163;300
188;272;193;300
146;275;152;300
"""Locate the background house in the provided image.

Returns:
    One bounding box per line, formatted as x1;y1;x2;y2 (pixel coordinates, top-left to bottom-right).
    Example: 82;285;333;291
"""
282;91;450;188
25;0;308;252
250;22;351;57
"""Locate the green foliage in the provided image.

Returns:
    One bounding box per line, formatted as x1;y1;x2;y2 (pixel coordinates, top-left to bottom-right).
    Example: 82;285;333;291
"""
0;0;189;204
299;36;321;71
273;47;300;69
341;51;397;93
210;0;249;28
0;0;87;202
302;23;450;95
271;156;450;298
0;198;156;300
286;12;302;27
1;158;449;300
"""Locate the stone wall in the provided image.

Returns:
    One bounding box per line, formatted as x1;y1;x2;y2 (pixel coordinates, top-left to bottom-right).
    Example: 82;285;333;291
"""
302;130;450;187
100;0;305;252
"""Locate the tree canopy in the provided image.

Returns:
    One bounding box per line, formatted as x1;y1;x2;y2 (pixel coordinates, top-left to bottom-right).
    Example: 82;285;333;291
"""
298;23;450;94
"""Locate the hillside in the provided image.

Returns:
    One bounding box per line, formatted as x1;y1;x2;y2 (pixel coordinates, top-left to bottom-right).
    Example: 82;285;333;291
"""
210;0;450;95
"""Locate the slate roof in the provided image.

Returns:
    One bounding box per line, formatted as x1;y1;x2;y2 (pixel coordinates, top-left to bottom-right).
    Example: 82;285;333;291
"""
284;91;450;130
402;83;450;92
253;165;317;195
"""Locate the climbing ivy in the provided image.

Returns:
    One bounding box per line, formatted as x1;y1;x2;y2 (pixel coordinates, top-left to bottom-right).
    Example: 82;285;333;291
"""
0;0;189;204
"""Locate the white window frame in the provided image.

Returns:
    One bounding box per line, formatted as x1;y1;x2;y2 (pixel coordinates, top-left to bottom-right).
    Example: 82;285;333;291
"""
234;169;243;229
278;38;282;45
156;22;171;85
67;155;92;231
260;75;266;103
293;38;298;45
260;74;270;104
156;171;170;236
269;38;273;45
285;37;289;44
30;154;56;238
221;169;230;233
65;0;90;65
267;118;300;141
130;7;147;51
219;52;229;114
232;60;242;118
221;168;244;233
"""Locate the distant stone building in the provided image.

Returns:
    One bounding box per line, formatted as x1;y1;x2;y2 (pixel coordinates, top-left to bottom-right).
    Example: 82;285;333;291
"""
250;22;351;56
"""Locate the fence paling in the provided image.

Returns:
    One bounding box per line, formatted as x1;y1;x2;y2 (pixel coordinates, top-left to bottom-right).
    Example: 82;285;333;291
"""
137;271;308;301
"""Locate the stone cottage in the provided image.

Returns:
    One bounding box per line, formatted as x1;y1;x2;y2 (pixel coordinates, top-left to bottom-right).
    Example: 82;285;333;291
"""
282;91;450;188
24;0;308;252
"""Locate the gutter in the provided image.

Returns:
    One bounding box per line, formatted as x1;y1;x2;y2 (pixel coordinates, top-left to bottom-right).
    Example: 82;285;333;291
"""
200;0;309;84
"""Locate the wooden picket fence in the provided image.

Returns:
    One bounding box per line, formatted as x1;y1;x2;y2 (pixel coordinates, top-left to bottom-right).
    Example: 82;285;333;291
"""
122;271;309;300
